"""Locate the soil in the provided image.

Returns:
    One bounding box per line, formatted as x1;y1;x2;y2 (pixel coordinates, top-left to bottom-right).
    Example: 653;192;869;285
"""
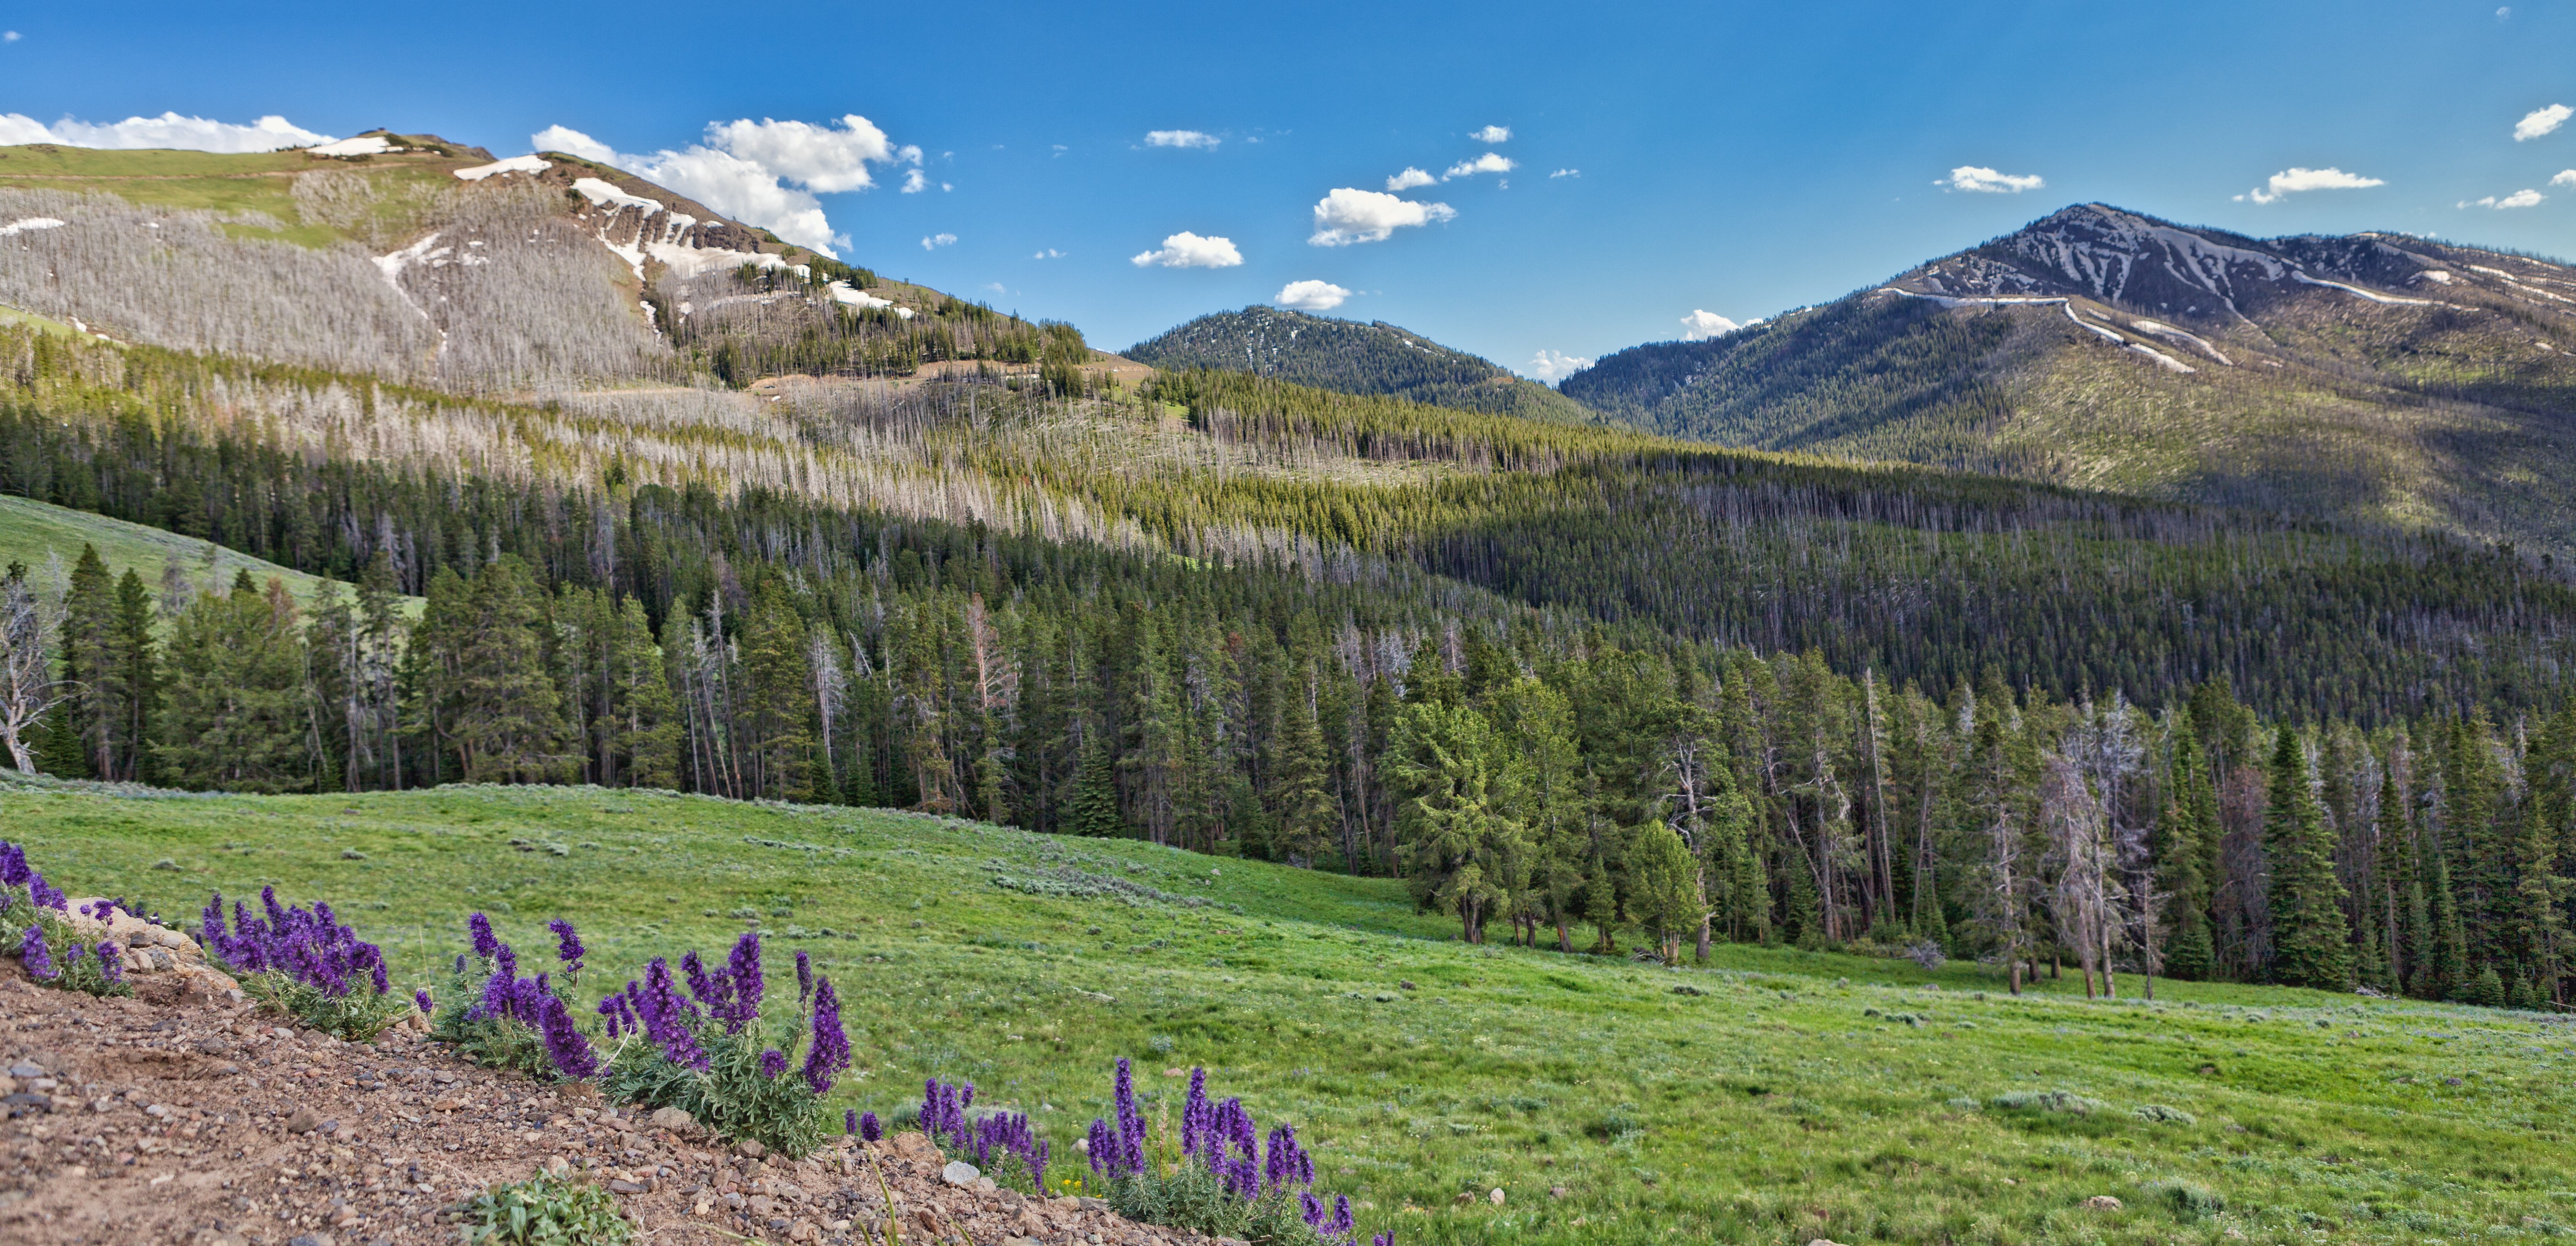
0;961;1232;1246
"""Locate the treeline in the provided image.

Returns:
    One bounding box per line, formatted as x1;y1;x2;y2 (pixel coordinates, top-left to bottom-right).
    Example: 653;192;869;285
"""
1124;307;1603;427
650;262;1093;386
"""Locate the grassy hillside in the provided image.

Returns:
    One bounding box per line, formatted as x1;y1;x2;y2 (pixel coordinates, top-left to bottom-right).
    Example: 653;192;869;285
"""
6;779;2572;1246
0;493;420;617
1127;307;1605;426
1561;205;2576;556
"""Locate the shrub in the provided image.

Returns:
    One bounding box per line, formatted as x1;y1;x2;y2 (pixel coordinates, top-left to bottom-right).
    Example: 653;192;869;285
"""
1;844;130;998
202;886;407;1040
1988;1090;2109;1115
2132;1104;2198;1125
1082;1058;1382;1246
2154;1180;2226;1219
921;1076;1047;1192
460;1168;631;1245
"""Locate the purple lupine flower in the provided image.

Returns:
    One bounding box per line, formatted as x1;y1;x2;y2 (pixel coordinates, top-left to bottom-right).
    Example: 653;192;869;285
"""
416;988;434;1015
1373;1234;1394;1246
802;978;851;1093
760;1049;788;1079
722;932;763;1034
796;950;812;1003
1182;1067;1211;1156
27;872;66;911
96;942;124;985
468;912;500;960
538;995;598;1080
493;942;518;982
637;957;709;1071
1267;1124;1313;1191
595;995;625;1038
846;1109;859;1135
548;919;584;973
0;841;26;886
19;925;53;979
860;1112;881;1142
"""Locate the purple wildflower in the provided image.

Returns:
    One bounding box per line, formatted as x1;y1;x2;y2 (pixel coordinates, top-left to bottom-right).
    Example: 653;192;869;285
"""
846;1109;858;1135
860;1112;882;1142
416;988;434;1015
759;1049;788;1079
802;978;850;1094
21;925;55;979
493;942;517;981
96;942;124;985
27;872;66;911
468;912;499;960
547;918;584;973
796;950;812;1003
538;995;598;1079
0;841;26;886
721;931;763;1034
637;957;709;1071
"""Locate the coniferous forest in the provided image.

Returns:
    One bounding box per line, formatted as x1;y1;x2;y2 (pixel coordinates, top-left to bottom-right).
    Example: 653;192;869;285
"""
5;315;2574;1011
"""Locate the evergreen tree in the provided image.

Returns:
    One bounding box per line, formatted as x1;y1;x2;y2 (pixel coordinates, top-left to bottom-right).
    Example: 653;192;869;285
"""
451;556;571;784
1627;818;1705;964
2157;712;2219;981
156;577;311;791
740;579;818;801
1267;662;1336;864
2264;729;2353;990
1388;699;1525;944
1065;720;1125;837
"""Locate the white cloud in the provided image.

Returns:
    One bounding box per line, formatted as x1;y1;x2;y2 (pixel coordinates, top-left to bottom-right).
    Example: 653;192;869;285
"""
1470;125;1511;144
922;232;957;250
901;169;927;193
1274;279;1351;311
1145;130;1219;149
0;111;331;153
1385;167;1437;192
2461;189;2544;209
2247;166;2384;204
1130;231;1243;268
2514;104;2571;142
2;31;19;42
1308;188;1457;245
530;116;913;257
1680;310;1741;341
1523;350;1591;382
1550;168;1580;179
1940;165;2044;194
2553;170;2576;187
1033;248;1064;259
1444;152;1514;179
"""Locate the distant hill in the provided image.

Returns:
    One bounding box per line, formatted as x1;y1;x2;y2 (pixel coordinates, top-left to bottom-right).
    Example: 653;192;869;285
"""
1126;306;1605;424
1561;203;2576;554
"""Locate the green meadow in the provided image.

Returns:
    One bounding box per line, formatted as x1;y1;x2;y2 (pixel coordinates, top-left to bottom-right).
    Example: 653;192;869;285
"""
6;778;2572;1245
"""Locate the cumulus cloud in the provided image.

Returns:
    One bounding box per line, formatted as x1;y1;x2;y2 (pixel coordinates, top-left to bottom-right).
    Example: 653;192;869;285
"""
1471;125;1511;144
1939;166;2044;194
1550;168;1580;178
1130;231;1243;268
1309;188;1457;245
2515;104;2571;142
1680;310;1741;341
1385;167;1437;192
2554;170;2576;187
901;168;927;193
3;31;19;42
1444;152;1514;179
1146;130;1219;149
2246;166;2384;204
1033;248;1064;259
1274;279;1351;311
2461;189;2544;209
531;116;914;257
921;232;958;250
0;111;331;152
1523;350;1591;382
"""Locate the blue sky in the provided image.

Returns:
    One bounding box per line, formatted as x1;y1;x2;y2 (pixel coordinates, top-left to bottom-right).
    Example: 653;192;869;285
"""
4;1;2574;377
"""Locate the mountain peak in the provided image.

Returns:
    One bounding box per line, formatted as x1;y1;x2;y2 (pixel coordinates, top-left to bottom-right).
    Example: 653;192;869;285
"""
1125;306;1605;425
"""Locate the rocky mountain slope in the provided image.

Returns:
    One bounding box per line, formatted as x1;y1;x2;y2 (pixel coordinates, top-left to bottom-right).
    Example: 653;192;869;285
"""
1562;204;2576;552
1126;306;1603;425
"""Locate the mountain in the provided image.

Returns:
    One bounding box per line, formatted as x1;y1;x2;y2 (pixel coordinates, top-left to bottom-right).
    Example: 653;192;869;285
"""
1561;203;2576;554
1125;305;1604;425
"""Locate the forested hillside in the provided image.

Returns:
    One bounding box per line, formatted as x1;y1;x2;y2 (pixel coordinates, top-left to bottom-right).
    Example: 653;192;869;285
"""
1562;203;2576;556
1127;306;1603;425
4;152;2576;1016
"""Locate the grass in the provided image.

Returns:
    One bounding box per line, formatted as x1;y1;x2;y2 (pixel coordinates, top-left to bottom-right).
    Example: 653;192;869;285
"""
0;142;487;249
5;779;2574;1245
0;494;423;617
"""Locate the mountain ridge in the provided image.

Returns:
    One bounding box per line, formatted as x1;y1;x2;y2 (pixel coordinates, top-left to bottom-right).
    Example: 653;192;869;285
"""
1126;305;1606;425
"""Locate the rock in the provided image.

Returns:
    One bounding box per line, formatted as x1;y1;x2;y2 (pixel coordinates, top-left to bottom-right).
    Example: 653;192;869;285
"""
943;1160;981;1186
2;1092;49;1117
736;1137;768;1158
2084;1196;2124;1211
1808;1240;1852;1246
610;1179;647;1194
6;1062;40;1078
285;1107;322;1134
649;1106;696;1131
1489;1188;1506;1205
1549;1186;1566;1199
288;1235;336;1246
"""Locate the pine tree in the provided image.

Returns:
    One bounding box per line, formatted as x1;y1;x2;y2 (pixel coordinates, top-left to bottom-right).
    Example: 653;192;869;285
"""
57;544;115;780
110;569;157;784
609;597;679;788
2157;712;2219;981
156;576;312;791
1268;662;1335;864
2264;729;2352;990
1627;818;1705;964
740;579;817;801
1065;720;1125;837
1388;699;1525;944
451;556;571;784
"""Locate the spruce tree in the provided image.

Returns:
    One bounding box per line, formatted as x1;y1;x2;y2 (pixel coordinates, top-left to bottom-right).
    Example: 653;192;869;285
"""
2264;729;2353;990
1065;721;1124;837
1627;819;1705;964
2157;713;2219;980
451;557;569;784
156;576;312;791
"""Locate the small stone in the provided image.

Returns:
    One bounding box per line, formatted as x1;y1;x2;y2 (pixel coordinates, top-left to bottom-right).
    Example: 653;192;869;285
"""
943;1160;981;1186
1489;1188;1506;1205
1549;1186;1567;1199
649;1106;696;1131
286;1107;322;1134
610;1179;647;1194
6;1062;40;1078
2084;1196;2123;1212
289;1235;336;1246
736;1138;767;1159
1808;1240;1852;1246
